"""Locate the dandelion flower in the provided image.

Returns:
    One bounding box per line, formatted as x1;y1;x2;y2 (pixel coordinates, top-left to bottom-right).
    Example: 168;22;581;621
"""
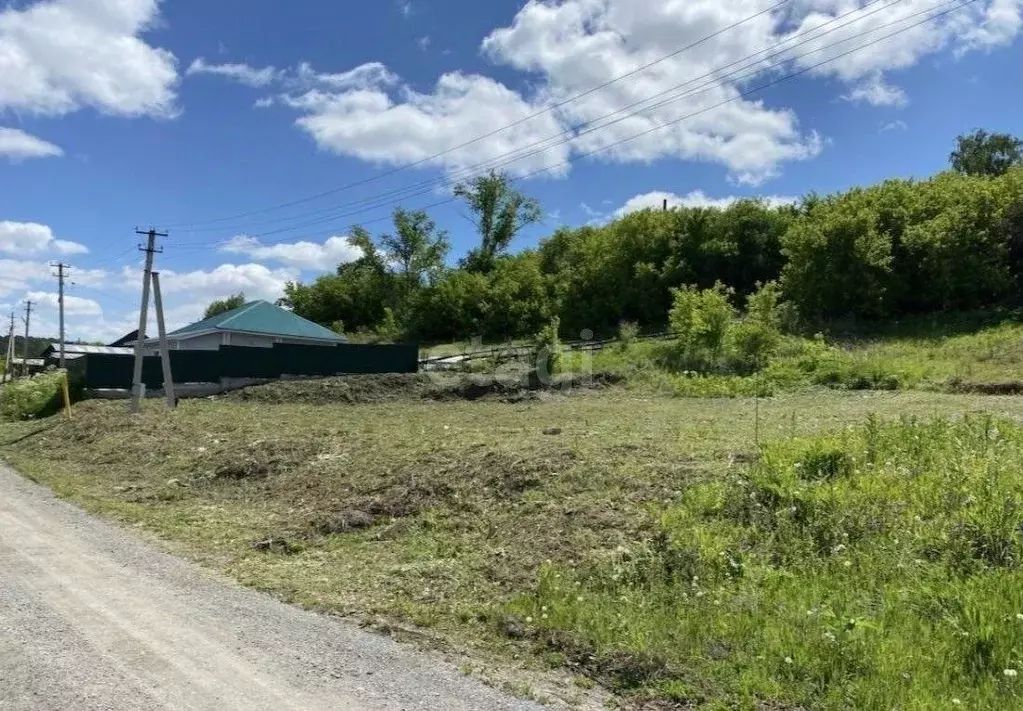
952;699;961;705
784;657;793;665
843;560;852;568
1004;668;1018;678
1017;613;1023;621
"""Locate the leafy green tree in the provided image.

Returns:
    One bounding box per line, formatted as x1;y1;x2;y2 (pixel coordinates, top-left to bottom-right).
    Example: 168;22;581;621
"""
281;228;398;332
380;208;450;296
950;129;1023;177
454;170;542;273
203;293;246;319
781;197;895;321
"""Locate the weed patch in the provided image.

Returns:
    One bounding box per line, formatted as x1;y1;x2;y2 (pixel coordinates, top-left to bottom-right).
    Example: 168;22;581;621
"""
510;416;1023;708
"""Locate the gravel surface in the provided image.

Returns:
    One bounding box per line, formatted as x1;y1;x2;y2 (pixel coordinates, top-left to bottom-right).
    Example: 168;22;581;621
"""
0;463;543;710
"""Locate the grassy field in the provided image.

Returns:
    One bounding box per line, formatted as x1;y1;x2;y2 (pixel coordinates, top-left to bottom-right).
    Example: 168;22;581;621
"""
4;376;1023;708
564;320;1023;398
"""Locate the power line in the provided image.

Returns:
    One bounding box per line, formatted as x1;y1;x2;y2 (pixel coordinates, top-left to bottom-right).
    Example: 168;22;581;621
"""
160;0;795;230
177;0;969;250
170;0;898;239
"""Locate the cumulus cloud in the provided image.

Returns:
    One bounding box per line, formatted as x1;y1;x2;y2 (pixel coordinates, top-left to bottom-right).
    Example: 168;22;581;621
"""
0;0;178;118
0;127;63;161
183;1;1023;183
841;74;908;108
186;58;279;87
220;235;362;271
0;221;88;256
615;190;799;217
148;263;297;304
26;291;102;316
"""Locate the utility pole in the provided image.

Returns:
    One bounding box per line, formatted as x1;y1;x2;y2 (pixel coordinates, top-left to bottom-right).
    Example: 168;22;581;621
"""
52;262;69;369
21;301;32;377
150;272;177;408
129;228;166;413
4;312;14;382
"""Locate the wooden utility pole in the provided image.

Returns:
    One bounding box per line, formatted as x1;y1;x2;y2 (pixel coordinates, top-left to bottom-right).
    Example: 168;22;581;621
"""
21;301;32;377
52;262;69;369
129;228;166;413
150;272;177;408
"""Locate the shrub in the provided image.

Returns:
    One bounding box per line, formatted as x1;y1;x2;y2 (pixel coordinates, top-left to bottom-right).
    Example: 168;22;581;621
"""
0;371;66;421
668;282;735;370
535;316;562;381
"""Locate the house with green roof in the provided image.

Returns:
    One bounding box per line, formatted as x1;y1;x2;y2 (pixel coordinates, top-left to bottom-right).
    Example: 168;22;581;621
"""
140;300;347;351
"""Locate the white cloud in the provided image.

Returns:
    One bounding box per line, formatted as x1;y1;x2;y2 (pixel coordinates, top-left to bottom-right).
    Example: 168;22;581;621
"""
0;126;62;161
615;190;798;217
0;221;88;256
417;36;431;51
186;58;279;88
879;119;908;133
257;0;1019;184
284;70;569;178
0;259;50;297
398;1;413;19
220;235;362;271
150;263;297;304
27;291;102;316
0;0;178;118
841;73;908;108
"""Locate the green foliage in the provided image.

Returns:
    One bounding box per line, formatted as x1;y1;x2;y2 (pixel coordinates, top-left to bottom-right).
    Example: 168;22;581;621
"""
0;371;66;420
454;170;542;273
951;129;1023;177
668;282;735;369
277;134;1023;344
203;293;245;319
534;316;562;380
380;208;450;297
617;321;639;351
511;416;1023;708
375;307;401;343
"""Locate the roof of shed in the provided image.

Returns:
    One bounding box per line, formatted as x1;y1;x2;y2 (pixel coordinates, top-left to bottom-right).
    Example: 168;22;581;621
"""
168;300;346;343
44;343;134;356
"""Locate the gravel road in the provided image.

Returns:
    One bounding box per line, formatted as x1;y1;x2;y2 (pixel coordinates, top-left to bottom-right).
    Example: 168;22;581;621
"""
0;463;543;710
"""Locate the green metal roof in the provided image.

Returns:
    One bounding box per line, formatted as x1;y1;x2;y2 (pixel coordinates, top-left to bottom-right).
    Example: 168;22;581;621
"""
169;301;347;343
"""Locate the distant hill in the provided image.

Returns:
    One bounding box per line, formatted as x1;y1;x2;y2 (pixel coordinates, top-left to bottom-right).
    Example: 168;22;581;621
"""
0;336;58;358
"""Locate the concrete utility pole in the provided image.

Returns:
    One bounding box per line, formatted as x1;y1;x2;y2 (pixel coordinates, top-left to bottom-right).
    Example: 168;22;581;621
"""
21;301;32;377
129;228;167;413
52;262;69;369
150;272;177;408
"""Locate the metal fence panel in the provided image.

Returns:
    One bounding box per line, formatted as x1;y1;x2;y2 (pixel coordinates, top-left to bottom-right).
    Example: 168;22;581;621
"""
81;342;419;389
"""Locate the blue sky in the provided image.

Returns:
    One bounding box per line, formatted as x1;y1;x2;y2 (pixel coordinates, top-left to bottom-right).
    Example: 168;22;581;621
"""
1;0;1021;342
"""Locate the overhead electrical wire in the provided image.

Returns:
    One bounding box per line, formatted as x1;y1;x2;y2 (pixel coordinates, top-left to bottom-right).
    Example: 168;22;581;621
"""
171;0;899;239
160;0;795;230
172;0;970;252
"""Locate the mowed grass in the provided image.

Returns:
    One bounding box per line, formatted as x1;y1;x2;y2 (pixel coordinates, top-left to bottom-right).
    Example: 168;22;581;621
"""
5;386;1023;707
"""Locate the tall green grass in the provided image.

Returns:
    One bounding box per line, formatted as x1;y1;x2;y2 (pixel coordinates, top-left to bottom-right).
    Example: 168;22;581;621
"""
509;416;1023;708
0;371;66;421
561;321;1023;397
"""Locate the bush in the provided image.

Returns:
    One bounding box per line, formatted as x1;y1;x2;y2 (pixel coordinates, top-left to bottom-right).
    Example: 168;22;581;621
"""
0;371;66;421
535;316;562;381
668;282;735;370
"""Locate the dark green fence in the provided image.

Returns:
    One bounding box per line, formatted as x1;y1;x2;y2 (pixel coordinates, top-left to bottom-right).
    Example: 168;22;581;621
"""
81;343;418;389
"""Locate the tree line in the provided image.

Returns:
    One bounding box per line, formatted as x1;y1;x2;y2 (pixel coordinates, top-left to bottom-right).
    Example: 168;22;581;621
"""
210;129;1023;342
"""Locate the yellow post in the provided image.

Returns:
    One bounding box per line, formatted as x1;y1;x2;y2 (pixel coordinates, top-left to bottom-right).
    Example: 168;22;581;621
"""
61;371;72;420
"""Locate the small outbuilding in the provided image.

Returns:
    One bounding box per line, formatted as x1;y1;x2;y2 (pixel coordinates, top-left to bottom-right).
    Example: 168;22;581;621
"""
139;300;347;351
